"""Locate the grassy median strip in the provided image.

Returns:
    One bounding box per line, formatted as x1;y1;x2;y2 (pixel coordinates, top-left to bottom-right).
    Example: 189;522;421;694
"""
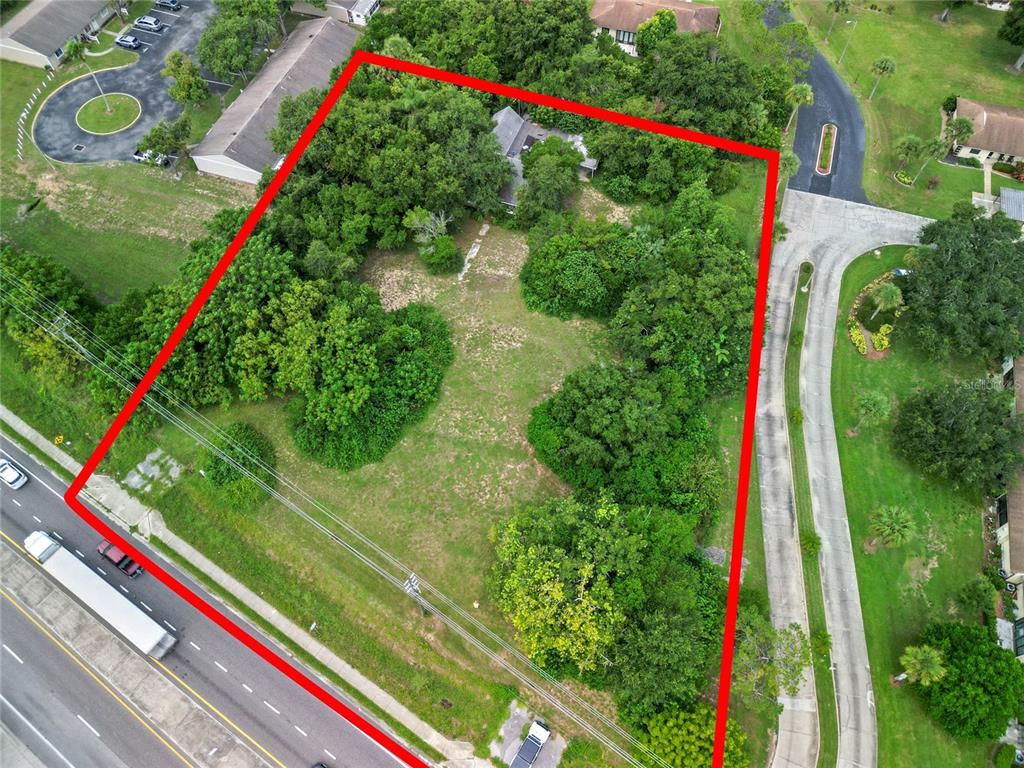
784;262;839;767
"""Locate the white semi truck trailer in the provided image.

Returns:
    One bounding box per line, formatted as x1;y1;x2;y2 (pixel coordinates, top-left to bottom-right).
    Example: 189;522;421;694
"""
24;530;177;659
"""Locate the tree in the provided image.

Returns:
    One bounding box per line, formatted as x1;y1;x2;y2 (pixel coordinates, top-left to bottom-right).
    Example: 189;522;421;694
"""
162;50;210;107
784;82;814;133
516;136;584;225
138;113;191;157
869;281;902;320
900;644;946;688
779;149;801;179
943;116;974;149
825;0;851;41
64;39;111;112
197;12;261;83
998;0;1024;71
528;364;721;521
854;390;890;428
868;55;896;100
955;575;996;621
911;137;948;185
907;201;1024;361
641;704;747;768
893;381;1024;495
916;622;1024;739
420;234;463;275
869;505;915;547
893;134;922;171
636;8;677;58
731;607;812;715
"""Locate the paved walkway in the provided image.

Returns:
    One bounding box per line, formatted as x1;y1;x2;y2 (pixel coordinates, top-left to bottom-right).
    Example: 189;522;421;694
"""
765;190;932;768
0;405;490;768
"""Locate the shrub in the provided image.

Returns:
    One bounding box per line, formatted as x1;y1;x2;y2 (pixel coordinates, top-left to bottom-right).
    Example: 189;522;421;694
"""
789;407;804;425
993;161;1016;175
601;174;637;203
848;320;868;355
1014;161;1024;182
421;234;463;274
203;421;277;507
871;323;893;351
995;743;1016;768
708;161;741;195
926;176;941;190
894;170;913;185
960;156;982;169
800;530;821;556
941;94;958;116
869;505;915;546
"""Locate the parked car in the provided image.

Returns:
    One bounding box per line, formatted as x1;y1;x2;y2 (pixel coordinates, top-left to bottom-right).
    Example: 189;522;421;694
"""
509;721;550;768
133;15;163;32
97;540;144;578
0;459;28;490
114;34;140;50
132;147;169;166
154;0;181;9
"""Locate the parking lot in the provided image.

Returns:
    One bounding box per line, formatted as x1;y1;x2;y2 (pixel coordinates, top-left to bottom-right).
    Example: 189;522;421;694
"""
33;2;217;164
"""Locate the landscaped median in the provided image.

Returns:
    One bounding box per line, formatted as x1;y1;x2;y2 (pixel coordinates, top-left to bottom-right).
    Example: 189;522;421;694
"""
75;92;141;135
816;123;837;175
831;246;989;768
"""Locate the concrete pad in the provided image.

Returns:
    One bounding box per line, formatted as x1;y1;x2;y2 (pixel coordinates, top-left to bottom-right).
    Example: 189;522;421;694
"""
126;672;193;731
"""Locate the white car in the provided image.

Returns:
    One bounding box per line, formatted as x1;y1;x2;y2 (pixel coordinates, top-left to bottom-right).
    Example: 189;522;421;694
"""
0;459;28;490
133;15;163;32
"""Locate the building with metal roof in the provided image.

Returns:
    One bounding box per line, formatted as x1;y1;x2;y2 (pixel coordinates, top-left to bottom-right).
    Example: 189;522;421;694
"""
0;0;113;69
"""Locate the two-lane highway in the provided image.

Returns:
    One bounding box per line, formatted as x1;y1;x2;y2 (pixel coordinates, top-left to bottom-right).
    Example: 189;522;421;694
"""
0;435;409;768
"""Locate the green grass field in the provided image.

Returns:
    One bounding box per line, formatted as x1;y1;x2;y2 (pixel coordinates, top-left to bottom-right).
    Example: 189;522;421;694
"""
1;60;252;301
784;262;839;768
792;0;1024;218
75;93;142;134
832;246;991;767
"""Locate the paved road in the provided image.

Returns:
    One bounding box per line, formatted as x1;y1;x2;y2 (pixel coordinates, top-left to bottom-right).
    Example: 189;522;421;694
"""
771;189;931;768
0;436;404;768
765;4;868;203
33;2;216;163
1;594;181;768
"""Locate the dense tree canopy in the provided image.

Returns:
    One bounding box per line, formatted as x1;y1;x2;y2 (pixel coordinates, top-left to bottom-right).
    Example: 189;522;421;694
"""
893;381;1024;496
730;607;811;716
202;421;277;507
906;202;1024;362
642;704;747;768
516;136;584;225
266;71;511;261
917;622;1024;739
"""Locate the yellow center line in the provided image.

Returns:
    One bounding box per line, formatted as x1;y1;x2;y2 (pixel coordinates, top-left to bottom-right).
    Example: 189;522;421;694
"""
1;528;27;554
151;658;288;768
0;588;195;768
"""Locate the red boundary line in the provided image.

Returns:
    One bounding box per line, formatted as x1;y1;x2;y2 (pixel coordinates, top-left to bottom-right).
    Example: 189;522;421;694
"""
62;50;779;768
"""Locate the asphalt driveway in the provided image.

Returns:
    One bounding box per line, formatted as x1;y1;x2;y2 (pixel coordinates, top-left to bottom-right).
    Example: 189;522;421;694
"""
33;2;216;164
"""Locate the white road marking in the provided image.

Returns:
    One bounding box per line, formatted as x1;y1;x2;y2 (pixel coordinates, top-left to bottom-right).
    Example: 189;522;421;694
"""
263;700;280;715
139;601;152;612
74;549;84;558
3;644;24;664
323;749;336;761
208;747;218;757
96;567;106;575
1;695;77;768
118;585;129;594
32;515;41;523
242;684;253;693
76;714;100;738
50;532;62;540
294;725;307;737
189;641;201;651
10;498;21;507
163;620;176;631
214;661;227;673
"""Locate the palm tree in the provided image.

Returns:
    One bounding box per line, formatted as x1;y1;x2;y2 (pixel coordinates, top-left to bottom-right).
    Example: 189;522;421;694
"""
869;281;903;320
912;137;949;185
779;150;801;180
826;0;851;41
893;134;922;171
64;39;110;113
869;56;896;100
869;505;915;546
944;116;974;151
899;645;946;687
785;83;814;133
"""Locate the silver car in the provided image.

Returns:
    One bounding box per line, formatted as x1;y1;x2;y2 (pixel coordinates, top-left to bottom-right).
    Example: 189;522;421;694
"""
133;15;163;32
0;459;28;489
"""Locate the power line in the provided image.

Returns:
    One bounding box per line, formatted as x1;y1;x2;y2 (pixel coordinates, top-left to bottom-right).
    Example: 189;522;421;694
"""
0;271;670;768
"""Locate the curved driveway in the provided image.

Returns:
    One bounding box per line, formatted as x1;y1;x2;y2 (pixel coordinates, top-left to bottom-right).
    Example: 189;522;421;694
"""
33;2;215;163
761;189;931;768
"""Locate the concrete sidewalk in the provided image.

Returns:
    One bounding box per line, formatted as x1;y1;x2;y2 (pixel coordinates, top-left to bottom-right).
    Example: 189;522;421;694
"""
0;405;491;768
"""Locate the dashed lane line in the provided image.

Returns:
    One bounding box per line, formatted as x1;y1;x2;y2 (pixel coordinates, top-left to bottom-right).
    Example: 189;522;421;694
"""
214;661;227;673
3;643;24;664
76;714;100;738
189;641;201;651
1;694;77;768
263;701;280;715
294;725;307;737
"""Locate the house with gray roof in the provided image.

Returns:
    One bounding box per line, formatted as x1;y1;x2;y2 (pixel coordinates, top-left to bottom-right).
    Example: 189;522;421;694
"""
192;16;358;185
293;0;381;26
0;0;114;69
490;106;598;208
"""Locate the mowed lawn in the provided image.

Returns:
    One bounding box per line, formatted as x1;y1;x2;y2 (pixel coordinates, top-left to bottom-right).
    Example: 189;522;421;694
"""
832;246;990;767
1;60;252;301
137;223;616;748
792;1;1024;218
